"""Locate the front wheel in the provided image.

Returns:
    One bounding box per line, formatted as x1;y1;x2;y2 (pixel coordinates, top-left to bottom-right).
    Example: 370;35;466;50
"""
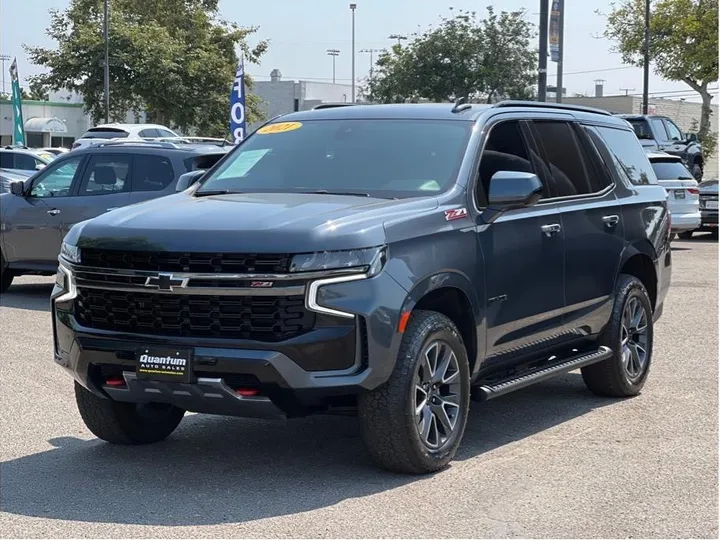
358;310;471;474
581;275;653;397
691;162;703;181
75;382;185;444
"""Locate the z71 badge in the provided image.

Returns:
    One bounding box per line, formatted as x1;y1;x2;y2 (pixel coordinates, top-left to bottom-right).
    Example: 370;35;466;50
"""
444;208;468;221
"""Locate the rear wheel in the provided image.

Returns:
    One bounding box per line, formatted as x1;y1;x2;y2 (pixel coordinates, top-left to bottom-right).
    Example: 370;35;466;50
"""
678;231;694;240
75;382;185;444
358;310;470;474
582;275;653;397
690;162;703;181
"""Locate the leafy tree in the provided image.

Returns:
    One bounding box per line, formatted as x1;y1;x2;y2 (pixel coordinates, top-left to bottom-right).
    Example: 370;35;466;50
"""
364;7;536;104
602;0;718;140
24;0;268;136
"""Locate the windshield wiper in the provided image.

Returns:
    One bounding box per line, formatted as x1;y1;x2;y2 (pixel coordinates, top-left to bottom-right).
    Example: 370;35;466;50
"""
194;189;243;197
302;190;372;197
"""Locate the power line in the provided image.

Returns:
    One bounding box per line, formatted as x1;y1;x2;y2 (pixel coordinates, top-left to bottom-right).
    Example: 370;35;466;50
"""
547;66;636;78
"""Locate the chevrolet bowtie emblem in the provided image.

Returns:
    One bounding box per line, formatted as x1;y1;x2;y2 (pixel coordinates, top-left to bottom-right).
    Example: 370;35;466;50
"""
144;273;188;291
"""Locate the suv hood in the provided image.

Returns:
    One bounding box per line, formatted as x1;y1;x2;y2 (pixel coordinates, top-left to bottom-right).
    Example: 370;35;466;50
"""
699;180;718;194
67;191;438;253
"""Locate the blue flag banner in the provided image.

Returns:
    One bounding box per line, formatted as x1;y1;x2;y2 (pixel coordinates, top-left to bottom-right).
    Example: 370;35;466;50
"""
9;58;26;145
229;58;246;144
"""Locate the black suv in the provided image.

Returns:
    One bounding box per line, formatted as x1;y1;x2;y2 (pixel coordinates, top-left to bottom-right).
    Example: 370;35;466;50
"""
52;102;672;474
0;141;228;292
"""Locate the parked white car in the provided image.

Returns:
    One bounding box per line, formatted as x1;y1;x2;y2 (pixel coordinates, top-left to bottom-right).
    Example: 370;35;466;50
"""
647;152;701;238
71;123;179;150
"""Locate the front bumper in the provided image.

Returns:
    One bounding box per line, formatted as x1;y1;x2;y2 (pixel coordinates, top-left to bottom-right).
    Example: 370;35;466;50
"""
52;266;409;418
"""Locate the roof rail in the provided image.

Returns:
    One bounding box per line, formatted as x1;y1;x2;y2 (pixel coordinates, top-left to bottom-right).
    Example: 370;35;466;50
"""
312;103;357;110
493;100;613;117
96;140;181;149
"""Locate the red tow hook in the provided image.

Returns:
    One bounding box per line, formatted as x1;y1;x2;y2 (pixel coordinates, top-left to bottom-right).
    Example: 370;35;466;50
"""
235;388;259;397
105;377;126;387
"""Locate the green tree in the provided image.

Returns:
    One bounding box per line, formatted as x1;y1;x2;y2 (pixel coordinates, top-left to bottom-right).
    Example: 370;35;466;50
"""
364;7;536;104
602;0;718;140
24;0;268;136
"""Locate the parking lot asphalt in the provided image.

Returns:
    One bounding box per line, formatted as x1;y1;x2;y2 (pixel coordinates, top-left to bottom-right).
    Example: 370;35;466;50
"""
0;235;717;539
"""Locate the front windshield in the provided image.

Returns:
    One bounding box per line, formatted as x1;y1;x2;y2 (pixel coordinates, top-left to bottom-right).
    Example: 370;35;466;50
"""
197;119;472;198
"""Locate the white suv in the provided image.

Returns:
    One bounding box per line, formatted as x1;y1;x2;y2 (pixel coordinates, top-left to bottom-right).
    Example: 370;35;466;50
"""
71;123;179;150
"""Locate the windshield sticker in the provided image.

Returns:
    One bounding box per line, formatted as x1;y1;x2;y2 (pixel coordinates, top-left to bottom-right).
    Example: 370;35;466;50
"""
418;180;441;191
257;122;303;135
217;149;270;178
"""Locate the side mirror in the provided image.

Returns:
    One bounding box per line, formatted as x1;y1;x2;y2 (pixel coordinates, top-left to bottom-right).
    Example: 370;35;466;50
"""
175;170;205;192
35;164;46;171
482;171;543;224
10;181;25;196
686;132;699;143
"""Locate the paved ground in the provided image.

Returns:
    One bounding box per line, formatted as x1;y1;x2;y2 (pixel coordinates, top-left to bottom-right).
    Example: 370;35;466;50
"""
0;235;717;539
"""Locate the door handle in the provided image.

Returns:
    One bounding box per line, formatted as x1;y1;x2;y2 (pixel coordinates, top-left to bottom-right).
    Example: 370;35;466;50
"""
47;209;60;216
541;223;562;237
602;215;620;227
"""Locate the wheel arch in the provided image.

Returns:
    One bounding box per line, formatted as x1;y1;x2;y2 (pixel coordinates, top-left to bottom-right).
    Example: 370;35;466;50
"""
400;272;484;375
617;243;658;311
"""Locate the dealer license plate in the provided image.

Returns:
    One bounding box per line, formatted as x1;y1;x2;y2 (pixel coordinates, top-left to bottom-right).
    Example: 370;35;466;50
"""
674;190;685;199
136;347;193;382
707;200;718;209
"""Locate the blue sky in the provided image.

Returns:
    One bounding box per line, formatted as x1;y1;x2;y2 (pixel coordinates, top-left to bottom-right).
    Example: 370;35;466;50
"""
0;0;713;102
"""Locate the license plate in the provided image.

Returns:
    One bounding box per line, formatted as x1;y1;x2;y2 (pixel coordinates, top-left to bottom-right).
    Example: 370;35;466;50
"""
707;200;718;209
674;190;685;199
136;347;193;382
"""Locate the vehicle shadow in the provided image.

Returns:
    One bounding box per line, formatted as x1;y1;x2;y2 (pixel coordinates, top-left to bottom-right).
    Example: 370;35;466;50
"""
0;373;620;526
0;283;53;312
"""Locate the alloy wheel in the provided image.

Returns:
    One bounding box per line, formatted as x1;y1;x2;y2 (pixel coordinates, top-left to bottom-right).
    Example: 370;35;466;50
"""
620;296;649;381
413;340;463;449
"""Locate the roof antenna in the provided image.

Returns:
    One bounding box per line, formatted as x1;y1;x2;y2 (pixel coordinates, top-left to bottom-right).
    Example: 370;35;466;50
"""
451;96;472;113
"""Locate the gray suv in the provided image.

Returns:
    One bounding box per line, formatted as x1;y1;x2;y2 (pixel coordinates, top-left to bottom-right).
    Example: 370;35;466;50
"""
0;142;228;292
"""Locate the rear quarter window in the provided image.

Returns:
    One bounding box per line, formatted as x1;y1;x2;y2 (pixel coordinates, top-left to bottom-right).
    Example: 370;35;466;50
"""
81;129;130;139
594;126;658;185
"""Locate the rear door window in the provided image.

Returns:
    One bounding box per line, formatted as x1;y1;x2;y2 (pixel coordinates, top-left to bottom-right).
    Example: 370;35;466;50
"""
139;129;160;138
651;118;669;141
0;152;12;168
13;153;38;171
531;121;599;197
78;155;132;195
595;126;658;185
131;154;176;192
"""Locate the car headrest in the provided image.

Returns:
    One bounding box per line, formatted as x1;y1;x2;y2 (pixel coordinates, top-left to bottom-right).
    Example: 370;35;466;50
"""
94;166;117;185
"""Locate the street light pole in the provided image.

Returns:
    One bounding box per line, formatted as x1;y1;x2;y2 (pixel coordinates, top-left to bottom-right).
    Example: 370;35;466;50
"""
326;49;340;84
360;48;382;80
350;3;357;103
555;0;565;103
538;0;549;102
642;0;651;114
388;34;407;46
103;0;110;123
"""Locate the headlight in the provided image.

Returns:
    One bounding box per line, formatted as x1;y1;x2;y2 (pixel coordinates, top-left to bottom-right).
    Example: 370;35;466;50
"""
60;242;81;264
290;246;386;276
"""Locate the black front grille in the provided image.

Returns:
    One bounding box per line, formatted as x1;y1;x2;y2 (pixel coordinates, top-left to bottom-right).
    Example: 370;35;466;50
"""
80;249;292;274
74;288;315;341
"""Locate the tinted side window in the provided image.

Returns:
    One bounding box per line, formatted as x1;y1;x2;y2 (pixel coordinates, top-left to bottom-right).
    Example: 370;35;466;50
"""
532;121;595;197
651;118;669;140
595;126;657;185
664;119;683;141
139;129;159;138
477;120;537;207
627;119;653;140
157;129;176;137
14;154;38;170
131;154;175;192
0;152;12;168
79;155;132;195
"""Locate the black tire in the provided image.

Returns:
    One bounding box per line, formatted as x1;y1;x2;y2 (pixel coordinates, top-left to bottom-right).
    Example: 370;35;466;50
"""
691;162;703;181
358;310;471;474
668;233;676;242
581;275;654;397
75;382;185;444
0;268;13;294
0;252;13;294
678;231;694;240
